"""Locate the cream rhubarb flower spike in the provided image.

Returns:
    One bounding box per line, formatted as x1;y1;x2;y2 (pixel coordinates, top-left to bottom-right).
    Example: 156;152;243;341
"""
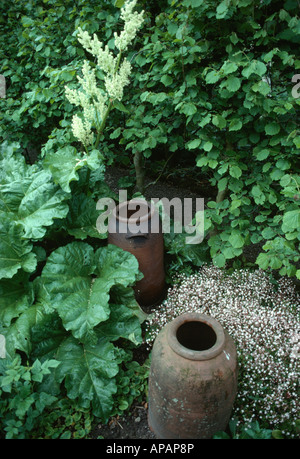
65;0;144;147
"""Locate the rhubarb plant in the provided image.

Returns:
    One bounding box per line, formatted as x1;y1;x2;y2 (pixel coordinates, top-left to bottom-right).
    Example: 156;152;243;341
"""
0;1;148;431
0;141;146;418
43;0;144;194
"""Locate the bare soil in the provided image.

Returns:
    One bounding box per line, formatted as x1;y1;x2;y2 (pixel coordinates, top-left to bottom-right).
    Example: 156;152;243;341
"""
90;401;156;439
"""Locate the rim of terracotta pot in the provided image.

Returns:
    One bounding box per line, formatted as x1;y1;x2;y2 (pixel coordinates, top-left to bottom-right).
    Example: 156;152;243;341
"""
167;312;226;361
113;199;154;223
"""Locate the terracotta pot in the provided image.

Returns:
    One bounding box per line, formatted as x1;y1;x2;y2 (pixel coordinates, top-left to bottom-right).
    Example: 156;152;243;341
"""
108;199;165;308
148;312;238;439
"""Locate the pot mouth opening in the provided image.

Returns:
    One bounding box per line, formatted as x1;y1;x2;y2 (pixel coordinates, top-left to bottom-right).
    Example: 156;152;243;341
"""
176;321;217;351
114;200;154;223
168;313;225;361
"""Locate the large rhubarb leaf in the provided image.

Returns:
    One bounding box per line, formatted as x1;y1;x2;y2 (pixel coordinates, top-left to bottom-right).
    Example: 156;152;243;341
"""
0;271;34;327
96;303;143;345
65;192;107;240
54;335;119;421
95;244;141;286
109;284;148;323
41;242;141;345
17;170;69;239
0;141;38;184
30;311;66;361
43;146;104;193
41;242;106;344
3;303;46;357
0;170;70;240
0;216;37;279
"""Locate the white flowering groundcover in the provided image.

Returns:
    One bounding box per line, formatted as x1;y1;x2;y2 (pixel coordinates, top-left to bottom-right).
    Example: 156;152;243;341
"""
145;266;300;438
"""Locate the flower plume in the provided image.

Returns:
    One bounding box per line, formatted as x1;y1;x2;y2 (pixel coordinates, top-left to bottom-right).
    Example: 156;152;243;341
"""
65;0;144;147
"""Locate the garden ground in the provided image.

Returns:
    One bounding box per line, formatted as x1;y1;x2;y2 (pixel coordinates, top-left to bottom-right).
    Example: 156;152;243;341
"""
91;166;201;439
89;166;298;440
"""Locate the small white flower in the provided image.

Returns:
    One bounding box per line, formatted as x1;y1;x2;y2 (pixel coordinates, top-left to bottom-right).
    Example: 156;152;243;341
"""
114;0;144;51
104;58;131;101
145;265;300;437
71;114;94;147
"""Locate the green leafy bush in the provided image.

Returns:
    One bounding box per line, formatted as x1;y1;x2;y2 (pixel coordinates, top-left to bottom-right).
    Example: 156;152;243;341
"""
2;0;298;277
0;0;119;151
0;351;98;439
0;0;299;438
0;139;147;429
213;418;275;439
114;0;300;277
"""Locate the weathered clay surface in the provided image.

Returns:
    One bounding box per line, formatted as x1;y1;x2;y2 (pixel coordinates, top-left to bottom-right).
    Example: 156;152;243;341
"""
108;199;165;308
148;313;238;439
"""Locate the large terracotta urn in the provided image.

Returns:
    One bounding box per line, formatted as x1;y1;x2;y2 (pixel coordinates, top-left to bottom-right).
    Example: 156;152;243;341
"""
108;199;165;308
148;312;238;439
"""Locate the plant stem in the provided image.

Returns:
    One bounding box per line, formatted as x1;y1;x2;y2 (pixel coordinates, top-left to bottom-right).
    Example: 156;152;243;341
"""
85;168;91;193
133;150;145;194
145;151;175;189
94;99;113;149
94;51;122;149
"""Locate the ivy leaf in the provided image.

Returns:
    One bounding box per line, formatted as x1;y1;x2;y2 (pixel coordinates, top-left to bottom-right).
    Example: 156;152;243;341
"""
160;74;173;86
54;335;119;421
251;80;271;96
115;0;125;8
187;139;201;149
213;252;226;267
255;149;270;160
212;115;226;129
0;216;37;279
216;1;229;18
251;185;266;204
229;119;243;131
242;60;267;78
203;141;213;151
275;159;290;170
113;100;130;114
205;70;220;84
229;165;242;178
180;102;197;116
224;76;241;92
218;177;228;191
262;227;276;239
221;61;238;75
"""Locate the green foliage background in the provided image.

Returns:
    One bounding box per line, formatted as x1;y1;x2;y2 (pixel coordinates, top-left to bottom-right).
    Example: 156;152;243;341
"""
1;0;299;276
0;0;299;438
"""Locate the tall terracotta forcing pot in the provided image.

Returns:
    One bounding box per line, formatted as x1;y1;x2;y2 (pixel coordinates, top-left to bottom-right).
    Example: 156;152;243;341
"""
108;199;165;308
148;312;238;439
